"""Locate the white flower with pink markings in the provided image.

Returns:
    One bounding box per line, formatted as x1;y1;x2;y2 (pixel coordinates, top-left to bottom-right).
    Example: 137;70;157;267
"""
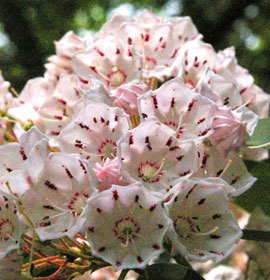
81;183;169;270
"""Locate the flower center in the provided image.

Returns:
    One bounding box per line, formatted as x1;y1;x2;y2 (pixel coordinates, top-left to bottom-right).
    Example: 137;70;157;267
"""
98;140;117;159
113;217;140;247
107;68;126;87
68;192;89;217
144;56;157;70
0;218;14;242
138;161;164;183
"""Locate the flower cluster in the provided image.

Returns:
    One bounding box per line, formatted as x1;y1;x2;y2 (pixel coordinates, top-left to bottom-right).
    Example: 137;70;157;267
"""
0;10;269;276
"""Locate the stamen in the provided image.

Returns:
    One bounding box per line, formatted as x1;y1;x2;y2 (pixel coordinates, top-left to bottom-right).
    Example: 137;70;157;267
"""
191;226;219;236
218;159;232;178
247;141;270;149
234;98;254;111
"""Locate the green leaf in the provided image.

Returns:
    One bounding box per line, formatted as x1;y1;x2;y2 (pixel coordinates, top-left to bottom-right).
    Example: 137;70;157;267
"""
137;263;205;280
246;118;270;149
235;161;270;215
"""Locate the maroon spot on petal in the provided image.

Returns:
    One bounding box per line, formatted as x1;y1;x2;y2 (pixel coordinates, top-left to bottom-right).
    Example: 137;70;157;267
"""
54;115;63;120
79;122;90;130
128;37;132;45
43;205;54;210
197;118;205;124
210;234;221;239
135;195;139;202
6;168;12;173
79;160;87;174
116;261;121;267
89;66;97;73
174;196;178;203
98;247;106;252
198;198;206;205
144;33;150;42
79;77;89;84
166;137;173;146
170;49;178;59
240;87;247;95
192;216;198;220
180;170;191;176
88;226;94;233
44;180;57;191
39;221;51;227
115;115;118;121
129;135;134;145
106;120;110;126
176;155;184;161
137;256;143;263
97;208;102;213
187;99;196;111
223;97;230;105
212;214;222;220
152;244;160;250
185;184;198;199
96;48;104;57
231;176;240;185
150;204;156;212
57;98;67;106
201;153;209;168
199;128;211;136
216;169;223;176
116;48;120;54
63;165;73;179
112;190;119;200
19;147;27;161
100;117;105;123
169;146;179;151
51;131;60;136
196;225;201;232
93;117;97;123
142;113;148;119
151;95;158;109
199;253;205;256
158;224;164;229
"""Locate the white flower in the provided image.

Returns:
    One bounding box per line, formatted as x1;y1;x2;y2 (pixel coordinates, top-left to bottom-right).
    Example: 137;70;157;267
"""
118;118;199;193
165;178;242;262
138;78;215;139
20;153;97;240
81;183;169;270
58;103;131;162
73;34;140;88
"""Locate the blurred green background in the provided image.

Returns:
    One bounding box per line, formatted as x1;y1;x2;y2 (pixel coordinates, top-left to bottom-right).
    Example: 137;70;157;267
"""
0;0;269;92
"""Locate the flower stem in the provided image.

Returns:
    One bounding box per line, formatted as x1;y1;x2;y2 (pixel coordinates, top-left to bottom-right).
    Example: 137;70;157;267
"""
242;229;270;242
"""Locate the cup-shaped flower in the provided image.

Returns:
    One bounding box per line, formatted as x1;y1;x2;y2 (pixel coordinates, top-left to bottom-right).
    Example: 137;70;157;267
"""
138;78;215;140
165;178;242;262
19;153;97;240
81;183;170;270
58;103;131;162
118;118;199;194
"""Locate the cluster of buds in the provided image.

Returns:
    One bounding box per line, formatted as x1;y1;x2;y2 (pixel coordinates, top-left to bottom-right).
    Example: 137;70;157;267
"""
0;10;269;278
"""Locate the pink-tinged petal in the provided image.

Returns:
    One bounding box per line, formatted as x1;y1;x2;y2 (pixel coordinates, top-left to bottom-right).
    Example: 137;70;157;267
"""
209;107;258;157
93;158;129;191
21;153;97;240
81;184;169;270
55;31;86;58
139;78;215;140
112;81;149;116
165;178;242;262
19;77;55;110
194;147;256;196
58;103;130;161
8;103;40;123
